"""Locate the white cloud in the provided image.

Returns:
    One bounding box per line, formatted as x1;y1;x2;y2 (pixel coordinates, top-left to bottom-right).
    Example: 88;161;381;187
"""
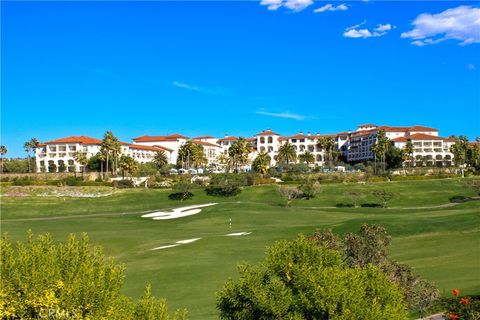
375;24;392;32
260;0;313;12
260;0;282;11
401;5;480;46
313;3;348;13
172;81;199;91
256;111;305;121
344;21;394;38
344;29;373;38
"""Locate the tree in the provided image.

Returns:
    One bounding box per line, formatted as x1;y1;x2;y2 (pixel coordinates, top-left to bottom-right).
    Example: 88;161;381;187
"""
168;181;194;201
299;180;321;199
372;130;389;174
178;141;207;169
450;136;469;168
0;232;186;319
372;190;397;208
278;186;302;206
101;131;121;176
58;160;67;173
0;145;7;173
344;191;365;207
153;150;169;170
310;225;440;315
385;145;404;170
48;161;57;173
228;138;251;173
23;138;40;173
298;150;315;165
118;155;138;178
73;151;89;178
205;174;246;197
404;140;414;168
277;142;297;165
217;235;408;320
317;136;336;167
252;152;271;176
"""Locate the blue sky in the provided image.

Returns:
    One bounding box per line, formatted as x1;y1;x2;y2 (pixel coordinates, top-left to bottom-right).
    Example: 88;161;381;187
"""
2;1;479;157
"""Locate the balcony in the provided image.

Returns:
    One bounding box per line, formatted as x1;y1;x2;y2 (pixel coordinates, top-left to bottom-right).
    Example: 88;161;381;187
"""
48;153;57;158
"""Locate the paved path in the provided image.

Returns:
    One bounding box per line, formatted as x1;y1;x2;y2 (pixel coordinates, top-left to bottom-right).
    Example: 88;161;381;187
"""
417;313;444;320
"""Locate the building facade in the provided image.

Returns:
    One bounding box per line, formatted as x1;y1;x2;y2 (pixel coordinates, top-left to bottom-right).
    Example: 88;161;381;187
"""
35;124;459;173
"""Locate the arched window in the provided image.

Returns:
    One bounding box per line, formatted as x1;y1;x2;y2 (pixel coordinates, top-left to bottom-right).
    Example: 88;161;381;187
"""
300;145;305;152
308;145;314;152
268;136;273;144
316;154;322;162
293;145;298;151
268;146;273;152
260;146;266;152
260;137;265;144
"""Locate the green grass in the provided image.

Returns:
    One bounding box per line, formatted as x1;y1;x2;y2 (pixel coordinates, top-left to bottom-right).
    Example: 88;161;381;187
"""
1;178;479;319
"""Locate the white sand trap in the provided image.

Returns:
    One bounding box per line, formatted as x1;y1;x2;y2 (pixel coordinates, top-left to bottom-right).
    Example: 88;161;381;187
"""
151;244;180;250
142;203;217;220
151;238;201;251
176;238;201;244
225;232;251;236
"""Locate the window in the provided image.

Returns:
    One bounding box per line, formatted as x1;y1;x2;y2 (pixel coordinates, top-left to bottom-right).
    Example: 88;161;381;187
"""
260;137;265;144
260;146;266;152
268;136;273;144
268;146;273;152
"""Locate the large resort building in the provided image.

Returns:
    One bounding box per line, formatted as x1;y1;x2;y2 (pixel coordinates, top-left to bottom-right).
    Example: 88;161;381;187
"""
34;124;458;173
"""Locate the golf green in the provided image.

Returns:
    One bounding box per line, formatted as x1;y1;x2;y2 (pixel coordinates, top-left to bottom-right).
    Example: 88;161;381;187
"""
1;178;479;319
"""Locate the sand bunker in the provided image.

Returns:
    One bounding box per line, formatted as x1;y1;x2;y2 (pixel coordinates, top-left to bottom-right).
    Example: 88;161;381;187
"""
225;232;251;236
151;238;201;251
142;203;217;220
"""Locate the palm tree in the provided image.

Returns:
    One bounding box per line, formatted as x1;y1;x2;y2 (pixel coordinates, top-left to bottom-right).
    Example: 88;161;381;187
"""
0;145;7;173
191;144;208;169
101;131;120;176
277;142;297;165
252;152;271;176
404;140;414;168
298;151;315;166
372;130;389;173
153;150;169;170
118;155;138;178
228;138;251;173
317;137;335;167
73;151;89;178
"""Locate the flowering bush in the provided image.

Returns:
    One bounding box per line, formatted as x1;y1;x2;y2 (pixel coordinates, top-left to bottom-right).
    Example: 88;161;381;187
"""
443;288;480;320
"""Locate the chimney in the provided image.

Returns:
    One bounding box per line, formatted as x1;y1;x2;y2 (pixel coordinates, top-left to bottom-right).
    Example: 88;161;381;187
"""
299;131;303;135
225;134;229;138
307;132;311;136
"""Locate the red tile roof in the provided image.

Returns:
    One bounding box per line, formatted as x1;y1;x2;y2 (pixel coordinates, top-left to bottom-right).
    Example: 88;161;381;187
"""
391;133;445;142
43;136;102;145
218;136;239;142
192;140;221;148
357;123;377;128
256;129;280;136
377;125;438;132
128;144;173;152
192;136;215;140
132;134;188;142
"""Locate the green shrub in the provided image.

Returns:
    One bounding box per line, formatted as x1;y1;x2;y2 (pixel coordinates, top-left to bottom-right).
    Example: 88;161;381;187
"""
205;174;246;197
0;232;186;320
442;289;480;320
217;235;408;320
310;225;440;315
169;181;194;201
114;179;134;188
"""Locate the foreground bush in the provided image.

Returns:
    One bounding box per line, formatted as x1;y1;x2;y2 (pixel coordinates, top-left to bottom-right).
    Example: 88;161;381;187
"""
310;225;440;315
443;289;480;320
217;235;408;320
0;232;186;320
205;174;246;197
